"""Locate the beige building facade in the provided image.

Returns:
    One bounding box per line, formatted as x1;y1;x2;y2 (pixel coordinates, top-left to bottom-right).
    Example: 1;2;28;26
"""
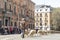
35;5;52;31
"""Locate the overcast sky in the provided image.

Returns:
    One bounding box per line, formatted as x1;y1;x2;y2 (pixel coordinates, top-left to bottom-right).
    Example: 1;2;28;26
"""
32;0;60;8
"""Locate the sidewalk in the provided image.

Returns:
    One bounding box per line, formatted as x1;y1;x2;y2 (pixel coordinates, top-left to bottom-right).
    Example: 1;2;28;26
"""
0;34;60;40
0;34;22;40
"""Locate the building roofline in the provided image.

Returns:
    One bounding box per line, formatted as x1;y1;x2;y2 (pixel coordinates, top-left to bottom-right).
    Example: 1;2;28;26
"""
31;0;35;5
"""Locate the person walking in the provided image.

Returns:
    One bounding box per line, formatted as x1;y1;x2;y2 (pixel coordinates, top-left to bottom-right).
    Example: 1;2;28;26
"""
20;23;25;38
21;26;25;38
10;27;13;34
36;29;38;33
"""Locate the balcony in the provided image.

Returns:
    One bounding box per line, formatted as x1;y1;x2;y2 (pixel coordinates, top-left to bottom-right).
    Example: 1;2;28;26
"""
24;17;29;22
7;9;13;13
2;9;13;14
29;16;34;20
2;9;13;17
0;8;3;12
0;8;6;14
21;14;27;18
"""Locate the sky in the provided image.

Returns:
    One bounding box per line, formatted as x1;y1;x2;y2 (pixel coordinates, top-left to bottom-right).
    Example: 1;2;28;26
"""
31;0;60;8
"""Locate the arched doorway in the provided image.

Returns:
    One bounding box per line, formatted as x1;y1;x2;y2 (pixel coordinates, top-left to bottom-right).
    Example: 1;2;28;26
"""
14;22;17;34
5;19;8;26
14;22;17;27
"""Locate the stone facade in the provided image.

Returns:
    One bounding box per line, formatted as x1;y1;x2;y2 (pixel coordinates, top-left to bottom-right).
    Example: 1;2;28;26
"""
0;0;35;33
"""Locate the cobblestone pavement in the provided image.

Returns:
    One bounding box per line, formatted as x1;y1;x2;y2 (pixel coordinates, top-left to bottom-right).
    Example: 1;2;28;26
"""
0;34;60;40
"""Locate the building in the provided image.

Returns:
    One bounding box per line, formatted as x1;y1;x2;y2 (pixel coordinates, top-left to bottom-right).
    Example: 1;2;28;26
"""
27;0;35;29
35;5;52;31
0;0;20;33
0;0;35;34
19;0;35;29
0;0;14;28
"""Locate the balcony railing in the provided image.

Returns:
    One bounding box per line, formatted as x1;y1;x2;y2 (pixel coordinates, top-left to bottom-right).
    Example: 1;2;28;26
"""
21;14;26;18
2;9;13;14
7;9;13;12
0;8;3;12
29;16;34;20
0;8;5;14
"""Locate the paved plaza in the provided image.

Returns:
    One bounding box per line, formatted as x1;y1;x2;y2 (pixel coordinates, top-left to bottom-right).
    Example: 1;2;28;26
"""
0;33;60;40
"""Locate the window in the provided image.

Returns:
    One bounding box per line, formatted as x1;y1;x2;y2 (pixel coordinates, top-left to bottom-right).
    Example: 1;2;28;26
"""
19;14;21;17
45;27;47;30
40;18;42;21
14;6;16;14
45;9;47;11
11;22;13;26
19;22;20;27
5;2;7;10
40;18;42;23
45;13;48;17
37;14;38;17
40;27;42;30
36;23;38;26
45;23;47;26
45;18;48;22
40;23;42;26
9;4;11;11
36;18;38;22
40;13;42;17
5;19;8;26
14;22;17;26
23;9;25;15
37;10;38;12
0;21;2;28
21;9;23;14
7;0;8;1
40;9;42;11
